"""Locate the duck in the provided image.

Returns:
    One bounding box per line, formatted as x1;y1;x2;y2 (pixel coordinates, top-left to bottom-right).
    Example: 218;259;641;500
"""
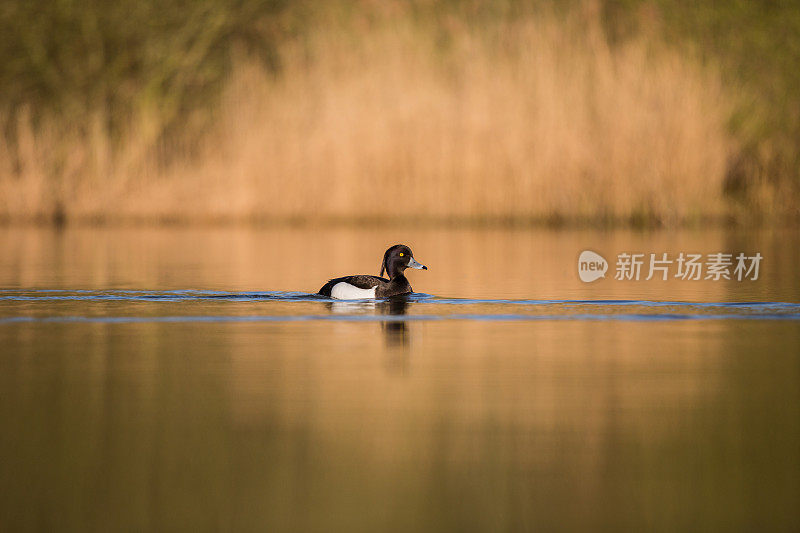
318;244;427;299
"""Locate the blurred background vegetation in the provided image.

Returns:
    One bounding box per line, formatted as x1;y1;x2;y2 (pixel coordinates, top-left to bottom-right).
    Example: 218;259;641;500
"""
602;0;800;218
0;0;798;225
0;0;285;132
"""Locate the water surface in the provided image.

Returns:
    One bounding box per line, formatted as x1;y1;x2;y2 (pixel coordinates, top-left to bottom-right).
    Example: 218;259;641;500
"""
1;227;798;531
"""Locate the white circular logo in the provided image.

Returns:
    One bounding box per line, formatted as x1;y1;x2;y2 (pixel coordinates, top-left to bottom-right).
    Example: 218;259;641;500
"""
578;250;608;282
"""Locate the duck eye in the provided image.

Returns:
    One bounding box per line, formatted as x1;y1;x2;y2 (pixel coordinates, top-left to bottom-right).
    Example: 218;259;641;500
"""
399;252;404;257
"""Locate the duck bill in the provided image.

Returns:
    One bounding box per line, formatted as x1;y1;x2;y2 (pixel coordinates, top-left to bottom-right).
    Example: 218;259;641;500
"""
408;257;428;270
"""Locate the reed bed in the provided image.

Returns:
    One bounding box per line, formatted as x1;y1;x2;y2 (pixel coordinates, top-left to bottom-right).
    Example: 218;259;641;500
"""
0;12;736;225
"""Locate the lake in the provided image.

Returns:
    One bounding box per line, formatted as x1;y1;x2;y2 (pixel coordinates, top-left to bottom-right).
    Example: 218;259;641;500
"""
1;226;799;531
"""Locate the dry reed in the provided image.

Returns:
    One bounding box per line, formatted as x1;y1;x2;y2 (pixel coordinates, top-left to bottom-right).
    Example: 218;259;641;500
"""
0;12;734;225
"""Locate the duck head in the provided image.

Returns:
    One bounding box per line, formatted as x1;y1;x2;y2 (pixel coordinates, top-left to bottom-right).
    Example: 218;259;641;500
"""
380;244;427;279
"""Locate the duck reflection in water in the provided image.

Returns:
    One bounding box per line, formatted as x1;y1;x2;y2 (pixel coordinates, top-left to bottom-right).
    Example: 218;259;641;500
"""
327;295;410;348
379;296;410;347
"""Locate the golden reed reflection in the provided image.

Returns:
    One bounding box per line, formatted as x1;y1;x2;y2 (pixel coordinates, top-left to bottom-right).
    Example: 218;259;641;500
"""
1;226;799;530
2;225;797;301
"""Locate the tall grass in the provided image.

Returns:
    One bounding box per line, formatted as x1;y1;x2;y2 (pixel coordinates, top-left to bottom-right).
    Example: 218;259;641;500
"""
0;6;737;225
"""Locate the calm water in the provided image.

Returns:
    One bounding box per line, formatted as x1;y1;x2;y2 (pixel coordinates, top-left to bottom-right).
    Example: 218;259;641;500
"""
1;226;799;531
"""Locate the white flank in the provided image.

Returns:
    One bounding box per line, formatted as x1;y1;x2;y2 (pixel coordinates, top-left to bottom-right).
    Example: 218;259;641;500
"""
330;282;377;300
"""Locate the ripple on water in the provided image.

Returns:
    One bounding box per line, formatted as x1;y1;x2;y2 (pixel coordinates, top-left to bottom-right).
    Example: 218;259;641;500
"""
0;289;799;323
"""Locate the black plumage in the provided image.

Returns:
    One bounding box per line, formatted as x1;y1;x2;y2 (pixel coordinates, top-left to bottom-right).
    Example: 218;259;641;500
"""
318;244;427;298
